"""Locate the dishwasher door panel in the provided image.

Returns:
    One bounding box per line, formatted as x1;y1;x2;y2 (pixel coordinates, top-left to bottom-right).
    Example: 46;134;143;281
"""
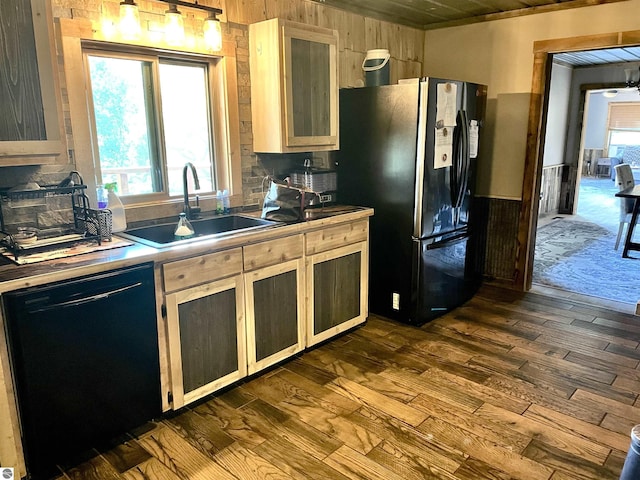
3;263;161;479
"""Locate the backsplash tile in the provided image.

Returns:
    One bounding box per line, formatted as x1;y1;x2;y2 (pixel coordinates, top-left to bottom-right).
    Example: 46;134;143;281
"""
0;165;81;233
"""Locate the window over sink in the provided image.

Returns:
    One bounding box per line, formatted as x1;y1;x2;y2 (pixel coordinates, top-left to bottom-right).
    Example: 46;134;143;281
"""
59;19;241;217
85;49;217;201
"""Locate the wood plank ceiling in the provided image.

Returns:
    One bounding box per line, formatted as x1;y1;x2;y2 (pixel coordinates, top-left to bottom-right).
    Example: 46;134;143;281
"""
312;0;629;30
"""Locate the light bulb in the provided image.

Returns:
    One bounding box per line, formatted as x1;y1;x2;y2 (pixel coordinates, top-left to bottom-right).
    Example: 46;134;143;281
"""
165;5;185;47
119;0;141;40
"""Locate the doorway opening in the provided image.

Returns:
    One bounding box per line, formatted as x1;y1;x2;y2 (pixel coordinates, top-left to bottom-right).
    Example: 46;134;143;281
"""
521;40;640;311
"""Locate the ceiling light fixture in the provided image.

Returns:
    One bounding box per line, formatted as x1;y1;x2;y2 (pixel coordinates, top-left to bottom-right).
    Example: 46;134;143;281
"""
203;13;222;52
602;89;618;98
625;66;640;94
155;0;224;51
119;0;141;40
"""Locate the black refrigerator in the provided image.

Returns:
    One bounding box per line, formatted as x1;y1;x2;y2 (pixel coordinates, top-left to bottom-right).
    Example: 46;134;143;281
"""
337;78;487;325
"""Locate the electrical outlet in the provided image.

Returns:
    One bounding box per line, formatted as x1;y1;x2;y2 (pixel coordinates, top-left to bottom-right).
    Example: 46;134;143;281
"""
392;292;400;310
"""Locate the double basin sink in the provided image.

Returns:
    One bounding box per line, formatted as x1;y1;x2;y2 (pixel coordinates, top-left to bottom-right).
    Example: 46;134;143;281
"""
119;214;281;248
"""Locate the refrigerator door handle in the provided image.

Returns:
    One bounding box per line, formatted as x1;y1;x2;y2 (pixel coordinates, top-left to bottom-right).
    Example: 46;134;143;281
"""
451;110;470;211
457;110;470;209
450;112;461;209
413;79;430;238
426;232;468;250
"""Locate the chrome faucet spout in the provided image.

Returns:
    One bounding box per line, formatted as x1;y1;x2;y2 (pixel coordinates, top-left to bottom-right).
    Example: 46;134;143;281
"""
183;162;201;219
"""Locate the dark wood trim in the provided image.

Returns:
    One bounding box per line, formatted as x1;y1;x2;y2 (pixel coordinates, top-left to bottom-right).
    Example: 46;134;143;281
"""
517;29;640;291
516;52;549;291
579;82;628;91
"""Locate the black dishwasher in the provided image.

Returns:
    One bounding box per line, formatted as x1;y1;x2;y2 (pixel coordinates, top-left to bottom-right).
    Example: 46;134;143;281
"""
3;262;161;479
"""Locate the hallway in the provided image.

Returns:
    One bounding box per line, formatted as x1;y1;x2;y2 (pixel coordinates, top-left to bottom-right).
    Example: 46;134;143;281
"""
532;175;640;314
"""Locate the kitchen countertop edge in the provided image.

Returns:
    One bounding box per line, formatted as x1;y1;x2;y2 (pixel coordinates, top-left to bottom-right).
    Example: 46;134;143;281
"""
0;207;374;294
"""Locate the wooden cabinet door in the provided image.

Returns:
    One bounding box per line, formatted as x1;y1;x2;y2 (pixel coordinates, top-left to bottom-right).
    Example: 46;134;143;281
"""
282;25;338;149
0;0;64;163
306;241;369;346
245;259;305;374
165;274;246;409
249;18;338;153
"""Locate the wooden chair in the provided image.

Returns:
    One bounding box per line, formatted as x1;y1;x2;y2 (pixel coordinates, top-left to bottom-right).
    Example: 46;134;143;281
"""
614;163;636;250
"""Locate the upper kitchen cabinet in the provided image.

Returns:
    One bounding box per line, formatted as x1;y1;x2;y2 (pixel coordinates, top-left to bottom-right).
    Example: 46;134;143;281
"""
0;0;64;165
249;18;339;153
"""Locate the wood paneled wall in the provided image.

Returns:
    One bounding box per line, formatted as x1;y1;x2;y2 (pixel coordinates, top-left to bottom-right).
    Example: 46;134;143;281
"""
560;164;577;215
582;148;604;176
472;196;521;282
52;0;424;89
539;164;565;216
228;0;424;86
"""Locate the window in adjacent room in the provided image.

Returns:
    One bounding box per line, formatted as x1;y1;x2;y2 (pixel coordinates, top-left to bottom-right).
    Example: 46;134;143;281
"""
606;102;640;162
85;50;216;199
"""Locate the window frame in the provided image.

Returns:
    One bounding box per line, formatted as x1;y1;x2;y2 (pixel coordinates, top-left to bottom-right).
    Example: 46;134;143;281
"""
84;48;163;202
158;58;218;197
59;22;241;220
83;43;221;205
605;101;640;156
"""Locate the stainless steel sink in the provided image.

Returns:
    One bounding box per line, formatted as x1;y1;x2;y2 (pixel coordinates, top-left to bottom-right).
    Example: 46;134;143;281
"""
118;214;281;248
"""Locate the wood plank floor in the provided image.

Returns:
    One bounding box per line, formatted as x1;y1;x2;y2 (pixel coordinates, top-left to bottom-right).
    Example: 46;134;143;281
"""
55;285;640;479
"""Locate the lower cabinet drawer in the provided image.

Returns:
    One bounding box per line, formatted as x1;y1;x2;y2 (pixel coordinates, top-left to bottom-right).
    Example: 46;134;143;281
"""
163;247;243;292
243;234;303;271
305;220;368;255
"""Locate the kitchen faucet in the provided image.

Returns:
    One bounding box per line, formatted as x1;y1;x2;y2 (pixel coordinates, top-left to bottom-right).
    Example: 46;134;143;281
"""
183;162;201;219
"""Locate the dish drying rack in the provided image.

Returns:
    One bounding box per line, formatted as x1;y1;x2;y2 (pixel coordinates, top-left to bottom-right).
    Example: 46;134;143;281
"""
0;172;112;260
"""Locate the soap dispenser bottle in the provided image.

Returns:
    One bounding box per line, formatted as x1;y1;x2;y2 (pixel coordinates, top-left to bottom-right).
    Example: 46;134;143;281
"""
104;182;127;232
174;213;195;240
222;189;230;214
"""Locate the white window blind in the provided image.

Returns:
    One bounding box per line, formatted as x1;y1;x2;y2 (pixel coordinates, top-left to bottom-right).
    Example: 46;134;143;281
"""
608;103;640;129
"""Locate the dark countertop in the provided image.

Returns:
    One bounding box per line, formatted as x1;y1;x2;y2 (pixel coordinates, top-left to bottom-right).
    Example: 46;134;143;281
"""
0;206;373;294
0;241;159;294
